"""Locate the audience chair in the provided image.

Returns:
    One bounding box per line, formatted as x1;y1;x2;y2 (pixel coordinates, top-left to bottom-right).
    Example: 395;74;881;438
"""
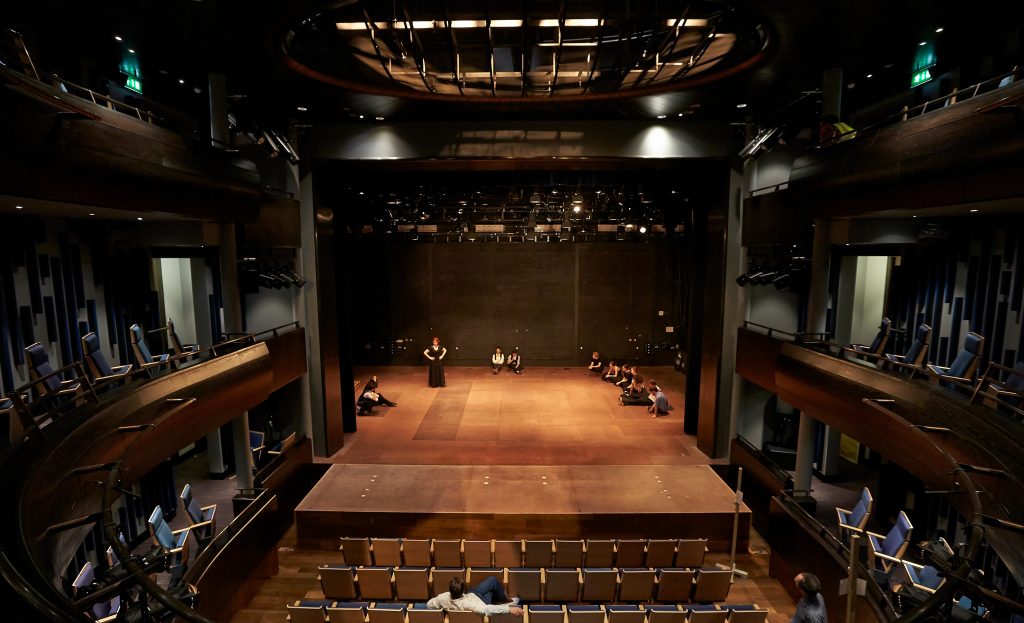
73;562;122;622
884;324;932;372
867;511;914;572
528;605;566;623
356;566;394;600
249;430;266;465
928;332;985;388
897;561;945;594
464;539;493;567
971;359;1024;417
179;483;217;549
267;431;297;458
554;539;585;568
569;605;605;623
431;567;466;597
836;487;873;543
468;567;504;585
647;604;687;623
394;567;431;600
656;568;696;602
368;602;406;623
686;605;727;623
287;599;334;623
407;603;444;623
847;318;892;359
340;537;372;566
81;332;133;386
727;605;769;623
327;602;370;623
129;324;171;372
615;540;646;568
645;539;679;568
25;342;83;401
675;539;708;568
618;568;657;602
447;610;484;623
524;539;554;568
607;604;646;623
147;506;190;581
318;565;358;600
692;569;732;603
493;539;523;568
583;540;615;568
371;537;403;566
433;539;463;567
581;567;618;602
403;539;433;567
166;319;201;360
508;567;542;603
544;568;581;602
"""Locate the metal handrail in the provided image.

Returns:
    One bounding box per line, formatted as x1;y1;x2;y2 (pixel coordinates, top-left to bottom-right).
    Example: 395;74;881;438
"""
38;70;161;124
221;320;302;343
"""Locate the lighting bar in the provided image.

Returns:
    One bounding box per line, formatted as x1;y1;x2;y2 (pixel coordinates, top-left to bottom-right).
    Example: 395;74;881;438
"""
665;18;709;27
337;18;619;31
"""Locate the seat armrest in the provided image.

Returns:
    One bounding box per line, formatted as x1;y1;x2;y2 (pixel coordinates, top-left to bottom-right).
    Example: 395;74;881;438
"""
202;504;217;512
839;524;865;534
188;519;214;529
873;552;904;563
865;531;886;539
835;506;852;514
935;373;974;385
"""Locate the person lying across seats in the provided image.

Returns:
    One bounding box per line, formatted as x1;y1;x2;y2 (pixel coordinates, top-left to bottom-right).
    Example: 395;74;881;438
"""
587;351;604;374
506;350;523;374
620;374;652;406
648;379;672;417
357;375;398;415
603;360;620;383
427;576;523;616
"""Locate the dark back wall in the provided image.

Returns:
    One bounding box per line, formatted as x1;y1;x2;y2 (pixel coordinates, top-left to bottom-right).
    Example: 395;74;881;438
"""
344;240;683;366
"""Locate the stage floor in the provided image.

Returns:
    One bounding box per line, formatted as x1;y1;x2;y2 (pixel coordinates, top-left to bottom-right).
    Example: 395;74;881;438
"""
333;365;704;465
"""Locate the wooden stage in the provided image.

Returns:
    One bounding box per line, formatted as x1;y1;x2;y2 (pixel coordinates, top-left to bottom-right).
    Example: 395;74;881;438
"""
296;366;748;552
295;463;750;551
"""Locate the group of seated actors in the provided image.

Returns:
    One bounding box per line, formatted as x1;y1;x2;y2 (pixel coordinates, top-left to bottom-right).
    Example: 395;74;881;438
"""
587;352;672;417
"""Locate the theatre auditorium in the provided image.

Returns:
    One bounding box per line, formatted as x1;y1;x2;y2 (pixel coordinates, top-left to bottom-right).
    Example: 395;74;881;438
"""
1;2;1023;622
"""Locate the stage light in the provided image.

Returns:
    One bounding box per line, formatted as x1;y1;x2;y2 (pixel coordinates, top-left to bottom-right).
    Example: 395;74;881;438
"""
639;225;648;234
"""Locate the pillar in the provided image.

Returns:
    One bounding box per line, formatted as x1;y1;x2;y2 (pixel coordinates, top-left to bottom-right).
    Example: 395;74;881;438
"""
232;410;254;490
794;413;817;496
822;68;844;119
208;72;229;149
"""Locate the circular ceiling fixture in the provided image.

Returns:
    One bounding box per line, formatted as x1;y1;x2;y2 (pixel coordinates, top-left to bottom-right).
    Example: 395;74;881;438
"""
282;1;769;101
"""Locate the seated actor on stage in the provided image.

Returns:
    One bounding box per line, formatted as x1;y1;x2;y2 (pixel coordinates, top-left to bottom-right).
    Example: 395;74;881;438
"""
603;360;620;383
587;351;604;373
616;364;634;388
648;380;672;417
428;576;523;617
620;375;652;406
491;347;506;374
506;350;523;374
357;375;398;415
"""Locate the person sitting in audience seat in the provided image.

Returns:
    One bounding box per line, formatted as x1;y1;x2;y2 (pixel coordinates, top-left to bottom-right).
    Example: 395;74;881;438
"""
427;576;523;617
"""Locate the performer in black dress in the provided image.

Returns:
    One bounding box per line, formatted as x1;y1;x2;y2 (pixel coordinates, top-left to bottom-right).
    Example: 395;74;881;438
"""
423;336;447;387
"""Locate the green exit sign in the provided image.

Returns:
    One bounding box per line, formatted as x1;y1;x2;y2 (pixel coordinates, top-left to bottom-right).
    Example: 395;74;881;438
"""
911;68;932;87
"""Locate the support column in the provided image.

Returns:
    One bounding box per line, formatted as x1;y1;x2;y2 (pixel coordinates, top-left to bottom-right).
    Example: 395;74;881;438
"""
794;413;817;496
232;410;254;490
806;218;831;334
213;222;244;478
820;426;843;478
822;68;844;119
207;72;229;149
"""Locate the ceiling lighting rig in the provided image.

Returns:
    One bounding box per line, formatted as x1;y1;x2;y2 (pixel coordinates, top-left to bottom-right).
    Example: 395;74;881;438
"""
284;1;767;99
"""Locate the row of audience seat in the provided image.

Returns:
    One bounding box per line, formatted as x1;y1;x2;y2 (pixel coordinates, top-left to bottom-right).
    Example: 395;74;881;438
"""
834;488;915;573
318;566;732;604
338;538;708;570
287;601;767;623
846;319;1023;419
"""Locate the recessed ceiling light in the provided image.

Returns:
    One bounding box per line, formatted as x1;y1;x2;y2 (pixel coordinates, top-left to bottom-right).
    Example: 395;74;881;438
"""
935;27;944;33
136;217;143;221
296;106;308;112
677;113;683;117
866;74;873;78
736;103;747;109
178;79;185;84
912;215;918;218
15;205;23;210
970;209;979;213
656;114;666;119
919;41;927;46
127;48;135;54
114;35;122;41
359;115;364;119
89;213;96;216
375;116;384;121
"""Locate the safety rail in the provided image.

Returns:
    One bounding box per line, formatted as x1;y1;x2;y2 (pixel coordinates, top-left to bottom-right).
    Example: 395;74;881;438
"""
741;321;831;344
40;71;160;124
222;320;302;343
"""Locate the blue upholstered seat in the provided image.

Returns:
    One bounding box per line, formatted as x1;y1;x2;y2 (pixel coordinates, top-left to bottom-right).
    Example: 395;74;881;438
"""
836;487;873;542
850;317;892;357
885;324;931;370
81;332;133;385
148;505;190;582
180;483;216;547
25;342;81;398
129;323;170;372
867;511;913;571
904;562;944;592
928;332;985;387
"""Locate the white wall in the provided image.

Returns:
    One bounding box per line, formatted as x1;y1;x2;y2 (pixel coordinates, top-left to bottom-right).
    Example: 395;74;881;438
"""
746;287;801;334
835;255;890;347
244;287;296;334
159;258;197;344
